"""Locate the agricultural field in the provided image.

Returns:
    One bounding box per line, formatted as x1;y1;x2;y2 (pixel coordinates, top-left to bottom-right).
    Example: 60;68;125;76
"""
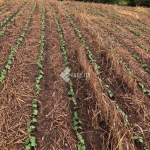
0;0;150;150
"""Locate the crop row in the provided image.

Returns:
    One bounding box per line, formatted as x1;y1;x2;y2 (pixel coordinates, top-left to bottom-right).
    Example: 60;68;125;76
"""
50;4;86;150
102;24;150;73
107;9;150;28
104;27;150;74
25;6;45;150
102;24;150;98
0;0;30;36
106;8;150;35
110;24;149;52
0;1;36;84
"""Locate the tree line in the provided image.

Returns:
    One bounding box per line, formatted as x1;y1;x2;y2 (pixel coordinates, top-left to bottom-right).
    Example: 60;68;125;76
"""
77;0;150;7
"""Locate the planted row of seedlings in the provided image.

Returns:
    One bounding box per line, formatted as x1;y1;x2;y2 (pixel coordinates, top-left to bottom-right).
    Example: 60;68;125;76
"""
83;3;150;141
110;24;149;52
0;0;30;36
63;2;150;104
127;27;150;44
83;6;150;52
50;5;117;150
50;4;86;150
25;6;45;150
104;26;150;74
97;9;150;45
0;1;36;84
109;9;150;36
107;9;150;29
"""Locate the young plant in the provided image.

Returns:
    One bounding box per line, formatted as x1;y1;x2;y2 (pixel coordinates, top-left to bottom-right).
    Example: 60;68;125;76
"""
25;6;45;150
133;135;143;143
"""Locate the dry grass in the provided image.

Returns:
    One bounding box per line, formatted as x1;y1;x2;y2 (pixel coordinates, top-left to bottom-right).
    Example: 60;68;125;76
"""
117;10;140;19
0;0;150;149
0;0;4;6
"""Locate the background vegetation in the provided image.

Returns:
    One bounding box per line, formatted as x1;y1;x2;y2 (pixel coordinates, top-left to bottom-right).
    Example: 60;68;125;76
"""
76;0;150;7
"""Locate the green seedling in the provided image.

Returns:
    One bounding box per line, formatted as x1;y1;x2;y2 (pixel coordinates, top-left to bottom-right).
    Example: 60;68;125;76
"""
78;145;86;150
133;135;143;143
73;112;82;131
25;136;36;150
27;125;35;133
25;5;44;150
77;133;84;144
35;74;43;83
72;97;77;105
104;85;114;98
68;81;74;96
33;109;38;116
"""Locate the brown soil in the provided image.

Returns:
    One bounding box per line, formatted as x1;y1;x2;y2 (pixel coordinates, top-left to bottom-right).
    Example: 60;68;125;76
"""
0;0;150;150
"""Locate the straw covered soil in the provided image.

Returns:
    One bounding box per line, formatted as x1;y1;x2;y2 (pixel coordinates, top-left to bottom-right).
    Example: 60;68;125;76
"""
0;0;150;150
